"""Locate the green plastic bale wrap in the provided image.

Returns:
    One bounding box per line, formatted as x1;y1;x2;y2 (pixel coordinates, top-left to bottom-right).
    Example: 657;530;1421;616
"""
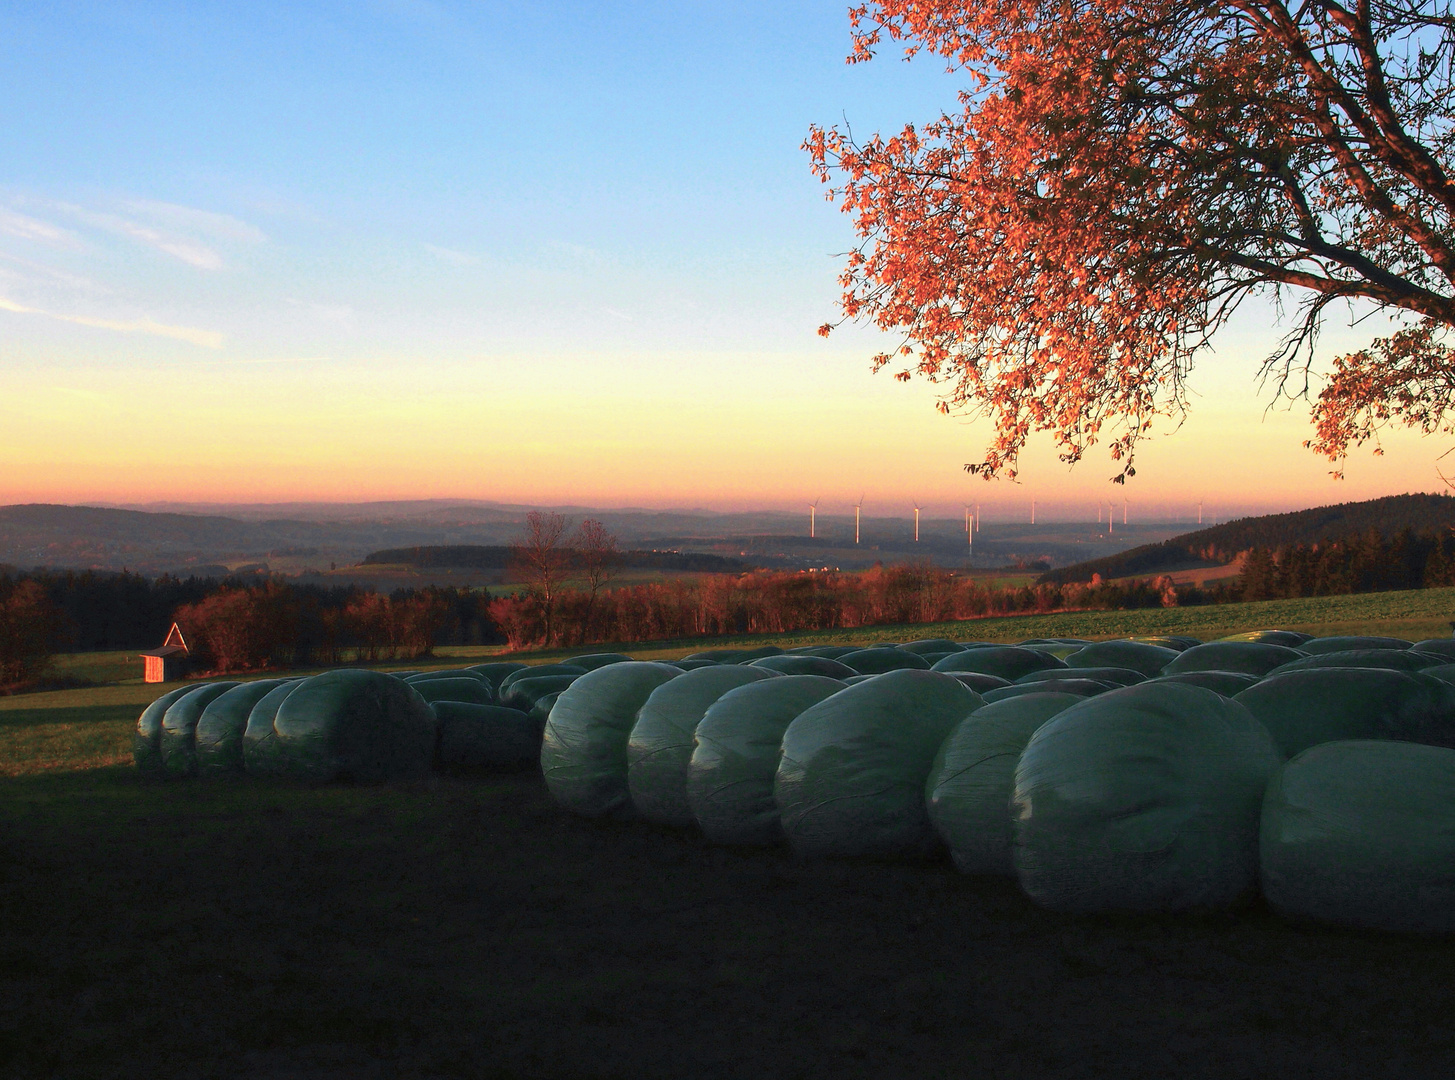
1261;740;1455;933
272;670;438;783
499;664;587;693
159;682;240;778
565;652;635;671
1424;664;1455;687
1015;642;1087;661
410;677;497;706
134;685;205;777
1012;682;1280;912
1412;639;1455;661
540;662;683;817
1129;635;1202;652
786;645;857;659
242;680;307;777
670;659;717;671
843;674;878;684
627;665;782;826
680;646;783;664
1234;668;1455;757
749;654;858;679
404;668;489;684
1064;640;1178;677
1149;670;1262;697
983;680;1111;703
1297;635;1414;655
944;672;1013;694
839;648;931;675
435;701;539;770
465;662;528;690
1162;641;1303;676
927;692;1083;875
898;638;965;656
931;646;1066;681
528;690;562;731
195;680;290;776
1220;630;1312;647
688;675;847;845
1017;666;1146;687
775;669;984;858
498;673;579;712
1266;649;1442;676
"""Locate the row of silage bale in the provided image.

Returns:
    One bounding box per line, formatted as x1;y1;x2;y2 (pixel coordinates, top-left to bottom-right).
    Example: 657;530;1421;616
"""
536;630;1455;933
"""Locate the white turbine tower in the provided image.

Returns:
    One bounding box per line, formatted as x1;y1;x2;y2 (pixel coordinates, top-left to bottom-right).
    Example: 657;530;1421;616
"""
1031;499;1036;525
975;503;980;532
1199;499;1204;525
854;493;864;545
1123;499;1127;525
913;501;922;542
809;496;820;539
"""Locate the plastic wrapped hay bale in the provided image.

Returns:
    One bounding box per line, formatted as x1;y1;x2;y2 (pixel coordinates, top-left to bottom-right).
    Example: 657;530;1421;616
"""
499;664;587;694
565;652;634;670
688;675;847;845
405;668;490;684
1234;668;1455;758
1261;740;1455;933
409;676;497;707
1013;682;1280;912
748;654;858;679
775;669;983;858
540;661;683;817
931;646;1065;681
1162;641;1304;676
1297;635;1413;655
465;661;528;691
983;679;1111;703
243;680;306;777
627;665;781;826
1412;639;1455;662
1266;649;1441;676
159;682;240;778
839;648;931;675
196;679;291;776
679;646;783;664
1065;640;1178;677
1149;670;1262;697
927;692;1083;875
1017;666;1147;687
498;673;579;712
272;670;438;783
435;701;539;770
135;685;208;777
1219;630;1312;647
897;638;965;656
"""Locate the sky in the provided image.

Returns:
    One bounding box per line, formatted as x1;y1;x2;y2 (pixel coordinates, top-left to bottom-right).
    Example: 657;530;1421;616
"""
0;0;1448;522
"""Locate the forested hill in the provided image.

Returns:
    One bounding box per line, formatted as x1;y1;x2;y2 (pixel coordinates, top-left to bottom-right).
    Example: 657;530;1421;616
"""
362;545;751;573
1039;493;1455;585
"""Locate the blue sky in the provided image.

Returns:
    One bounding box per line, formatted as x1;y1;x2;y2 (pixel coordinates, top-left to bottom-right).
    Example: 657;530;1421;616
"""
0;1;1442;518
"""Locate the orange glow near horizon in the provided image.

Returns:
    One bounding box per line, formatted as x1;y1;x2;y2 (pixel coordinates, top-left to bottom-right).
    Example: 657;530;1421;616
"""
2;344;1449;519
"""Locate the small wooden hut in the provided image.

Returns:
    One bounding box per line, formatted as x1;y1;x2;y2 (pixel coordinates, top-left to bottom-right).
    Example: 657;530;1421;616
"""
141;623;190;683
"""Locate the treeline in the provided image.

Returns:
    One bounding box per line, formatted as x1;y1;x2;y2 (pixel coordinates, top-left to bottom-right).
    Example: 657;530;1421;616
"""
1042;492;1455;585
487;564;1207;650
362;544;750;573
0;568;501;687
1239;528;1455;600
172;583;496;672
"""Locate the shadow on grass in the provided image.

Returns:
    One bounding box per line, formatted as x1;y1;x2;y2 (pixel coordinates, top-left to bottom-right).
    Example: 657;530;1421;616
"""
4;767;1455;1079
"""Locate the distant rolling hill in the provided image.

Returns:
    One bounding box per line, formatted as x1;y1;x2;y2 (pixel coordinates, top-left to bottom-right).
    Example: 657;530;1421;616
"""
362;545;752;574
1038;492;1455;585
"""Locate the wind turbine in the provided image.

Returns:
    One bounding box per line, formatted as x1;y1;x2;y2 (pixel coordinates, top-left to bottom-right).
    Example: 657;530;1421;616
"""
975;503;980;532
1031;499;1036;525
809;497;820;539
913;501;922;542
1198;500;1204;525
854;493;864;545
1123;499;1127;525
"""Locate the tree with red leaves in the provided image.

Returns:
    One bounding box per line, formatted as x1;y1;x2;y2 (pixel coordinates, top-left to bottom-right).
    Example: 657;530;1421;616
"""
807;1;1455;480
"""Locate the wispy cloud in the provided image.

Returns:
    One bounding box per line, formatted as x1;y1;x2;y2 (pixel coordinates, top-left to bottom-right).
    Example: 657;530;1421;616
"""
0;295;224;348
424;243;480;266
0;208;82;248
49;199;265;270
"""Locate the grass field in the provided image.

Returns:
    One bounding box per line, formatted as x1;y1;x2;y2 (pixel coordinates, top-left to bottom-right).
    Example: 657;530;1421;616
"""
5;588;1455;1076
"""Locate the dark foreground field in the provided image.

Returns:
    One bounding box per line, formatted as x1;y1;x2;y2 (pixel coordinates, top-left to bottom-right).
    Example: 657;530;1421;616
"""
4;765;1455;1080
